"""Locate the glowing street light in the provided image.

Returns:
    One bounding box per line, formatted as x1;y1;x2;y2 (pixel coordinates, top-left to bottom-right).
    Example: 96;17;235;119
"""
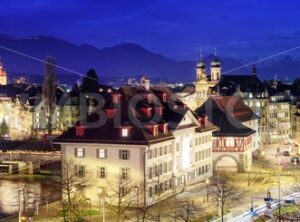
206;178;210;201
97;187;105;222
247;166;251;187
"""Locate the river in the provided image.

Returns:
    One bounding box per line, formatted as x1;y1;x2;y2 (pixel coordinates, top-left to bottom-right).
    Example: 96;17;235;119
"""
0;175;61;218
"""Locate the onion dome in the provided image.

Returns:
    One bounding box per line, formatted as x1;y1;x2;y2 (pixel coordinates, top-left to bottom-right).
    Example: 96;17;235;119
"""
210;57;221;67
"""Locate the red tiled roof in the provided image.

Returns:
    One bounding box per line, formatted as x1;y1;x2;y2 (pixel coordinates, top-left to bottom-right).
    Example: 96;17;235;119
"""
212;96;259;122
54;85;216;145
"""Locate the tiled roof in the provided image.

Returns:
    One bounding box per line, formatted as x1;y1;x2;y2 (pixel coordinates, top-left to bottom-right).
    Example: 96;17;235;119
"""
195;96;256;137
0;140;60;151
54;85;216;145
216;74;266;95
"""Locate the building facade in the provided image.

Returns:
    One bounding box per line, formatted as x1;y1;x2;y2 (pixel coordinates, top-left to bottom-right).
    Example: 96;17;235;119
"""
55;79;216;207
0;63;7;85
196;96;257;172
291;103;300;144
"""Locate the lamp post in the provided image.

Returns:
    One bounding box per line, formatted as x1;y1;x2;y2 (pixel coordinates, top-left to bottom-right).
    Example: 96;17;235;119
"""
261;150;265;168
86;198;91;221
97;187;105;222
277;147;281;222
134;186;139;222
18;189;22;222
205;178;210;202
247;166;251;187
172;175;177;222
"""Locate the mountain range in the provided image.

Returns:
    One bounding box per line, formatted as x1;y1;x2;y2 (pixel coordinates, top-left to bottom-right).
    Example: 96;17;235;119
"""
0;34;299;84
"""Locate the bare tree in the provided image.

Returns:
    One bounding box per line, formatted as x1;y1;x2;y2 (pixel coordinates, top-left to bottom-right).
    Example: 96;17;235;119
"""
104;174;136;222
42;56;57;136
209;178;245;222
61;158;92;222
174;199;203;222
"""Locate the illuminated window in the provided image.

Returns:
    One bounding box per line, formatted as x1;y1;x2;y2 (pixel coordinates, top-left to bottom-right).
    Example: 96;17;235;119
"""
119;150;130;160
75;148;85;158
97;149;107;159
225;138;235;147
121;128;128;137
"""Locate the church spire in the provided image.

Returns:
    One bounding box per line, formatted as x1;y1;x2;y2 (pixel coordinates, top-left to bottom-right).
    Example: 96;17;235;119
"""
252;64;257;76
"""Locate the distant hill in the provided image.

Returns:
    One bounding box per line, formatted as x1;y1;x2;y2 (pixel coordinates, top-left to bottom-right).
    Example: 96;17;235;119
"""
0;34;298;83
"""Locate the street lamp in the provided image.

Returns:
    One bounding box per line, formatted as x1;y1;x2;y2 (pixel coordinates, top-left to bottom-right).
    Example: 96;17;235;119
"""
261;150;265;168
205;178;210;202
134;186;139;222
172;175;177;222
97;187;105;222
247;166;251;187
86;198;91;221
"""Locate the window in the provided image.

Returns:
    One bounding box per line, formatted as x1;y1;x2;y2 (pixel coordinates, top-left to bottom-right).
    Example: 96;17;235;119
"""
149;167;152;179
75;165;85;177
164;146;167;155
119;150;130;160
97;149;107;159
75;148;85;158
121;128;128;137
176;143;179;151
149;187;153;197
97;167;106;179
121;168;130;180
225;138;235;147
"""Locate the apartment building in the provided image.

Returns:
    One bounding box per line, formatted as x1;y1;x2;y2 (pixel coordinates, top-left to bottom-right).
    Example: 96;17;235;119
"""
54;78;216;207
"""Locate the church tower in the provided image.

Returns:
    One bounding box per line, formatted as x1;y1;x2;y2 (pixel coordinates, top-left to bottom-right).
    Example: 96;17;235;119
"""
210;57;221;82
196;58;207;81
0;63;7;85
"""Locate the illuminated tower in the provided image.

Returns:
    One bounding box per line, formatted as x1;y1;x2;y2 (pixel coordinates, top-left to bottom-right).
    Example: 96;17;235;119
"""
0;63;7;85
210;57;221;82
196;57;207;81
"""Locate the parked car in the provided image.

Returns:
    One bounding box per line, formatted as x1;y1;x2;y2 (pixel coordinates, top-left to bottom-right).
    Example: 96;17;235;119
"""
282;151;290;156
291;156;300;164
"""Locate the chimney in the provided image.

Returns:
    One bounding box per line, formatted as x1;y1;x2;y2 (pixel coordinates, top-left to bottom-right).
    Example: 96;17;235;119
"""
198;115;208;127
141;76;150;91
75;125;87;136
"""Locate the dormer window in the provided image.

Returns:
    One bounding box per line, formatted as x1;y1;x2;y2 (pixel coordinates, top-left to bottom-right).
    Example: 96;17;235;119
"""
112;93;121;104
155;107;164;116
153;125;158;136
120;125;132;138
158;93;167;103
144;93;153;103
75;125;87;136
140;107;153;118
105;108;117;119
145;124;159;136
122;128;128;137
159;123;168;134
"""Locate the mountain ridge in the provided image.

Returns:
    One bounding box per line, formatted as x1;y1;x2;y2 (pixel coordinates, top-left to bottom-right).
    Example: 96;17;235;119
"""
0;33;298;83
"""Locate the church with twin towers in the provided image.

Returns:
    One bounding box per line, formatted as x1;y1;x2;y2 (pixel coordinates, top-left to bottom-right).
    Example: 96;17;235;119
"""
175;55;221;110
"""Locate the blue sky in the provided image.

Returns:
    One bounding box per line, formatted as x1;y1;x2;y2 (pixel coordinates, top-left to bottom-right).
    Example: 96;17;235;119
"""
1;0;300;60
